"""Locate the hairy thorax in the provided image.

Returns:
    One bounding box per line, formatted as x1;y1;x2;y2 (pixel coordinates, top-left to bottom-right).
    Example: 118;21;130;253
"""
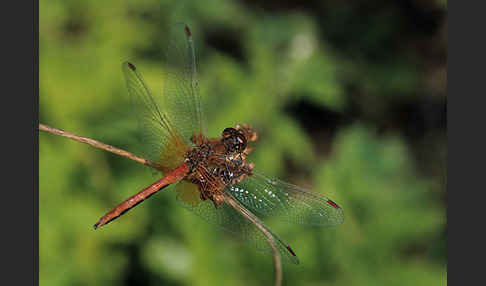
183;124;257;206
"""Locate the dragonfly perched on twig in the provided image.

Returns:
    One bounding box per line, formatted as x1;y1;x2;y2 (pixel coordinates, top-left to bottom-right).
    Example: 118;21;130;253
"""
93;23;344;264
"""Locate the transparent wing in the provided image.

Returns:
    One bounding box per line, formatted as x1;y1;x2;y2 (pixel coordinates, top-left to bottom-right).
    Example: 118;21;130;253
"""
161;23;206;145
175;181;299;264
122;61;190;170
229;172;344;226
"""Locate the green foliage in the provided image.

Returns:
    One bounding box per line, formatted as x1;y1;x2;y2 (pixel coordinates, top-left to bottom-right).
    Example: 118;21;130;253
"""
40;1;446;285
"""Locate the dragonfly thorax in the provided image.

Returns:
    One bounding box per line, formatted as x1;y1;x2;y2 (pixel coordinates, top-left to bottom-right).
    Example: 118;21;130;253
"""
183;126;256;207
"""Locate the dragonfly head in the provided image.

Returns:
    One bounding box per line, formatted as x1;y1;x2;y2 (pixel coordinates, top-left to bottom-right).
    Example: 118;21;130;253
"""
221;127;247;154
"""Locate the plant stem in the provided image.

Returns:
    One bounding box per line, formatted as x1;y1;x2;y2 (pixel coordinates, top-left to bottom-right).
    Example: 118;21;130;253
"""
39;123;163;170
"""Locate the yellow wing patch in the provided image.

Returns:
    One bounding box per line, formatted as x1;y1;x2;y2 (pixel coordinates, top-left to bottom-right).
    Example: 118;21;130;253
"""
176;181;201;207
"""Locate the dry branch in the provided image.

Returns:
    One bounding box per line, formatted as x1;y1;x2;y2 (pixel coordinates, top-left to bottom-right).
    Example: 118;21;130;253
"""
39;123;163;170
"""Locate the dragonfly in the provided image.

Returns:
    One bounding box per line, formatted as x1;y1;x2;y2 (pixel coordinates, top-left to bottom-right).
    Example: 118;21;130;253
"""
93;24;344;264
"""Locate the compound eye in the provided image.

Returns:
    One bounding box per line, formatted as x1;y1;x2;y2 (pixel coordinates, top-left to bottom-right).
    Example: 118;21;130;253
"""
221;127;248;154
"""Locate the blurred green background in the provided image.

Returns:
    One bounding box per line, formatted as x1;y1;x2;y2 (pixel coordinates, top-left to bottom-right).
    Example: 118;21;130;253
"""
39;0;447;285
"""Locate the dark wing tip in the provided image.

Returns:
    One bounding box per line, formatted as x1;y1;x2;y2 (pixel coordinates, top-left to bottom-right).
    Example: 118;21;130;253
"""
286;245;300;264
127;62;136;71
185;25;191;37
327;199;340;209
286;245;297;257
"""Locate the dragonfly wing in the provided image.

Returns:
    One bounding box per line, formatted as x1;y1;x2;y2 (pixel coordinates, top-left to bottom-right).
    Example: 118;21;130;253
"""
122;62;190;170
161;23;206;145
175;181;299;264
229;172;344;226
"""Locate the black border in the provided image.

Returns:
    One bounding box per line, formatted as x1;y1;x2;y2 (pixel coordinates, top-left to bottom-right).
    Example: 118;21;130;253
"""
449;1;482;285
34;0;39;284
4;0;36;285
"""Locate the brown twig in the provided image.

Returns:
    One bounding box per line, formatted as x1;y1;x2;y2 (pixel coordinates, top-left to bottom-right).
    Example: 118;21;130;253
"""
39;123;163;170
39;122;282;286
